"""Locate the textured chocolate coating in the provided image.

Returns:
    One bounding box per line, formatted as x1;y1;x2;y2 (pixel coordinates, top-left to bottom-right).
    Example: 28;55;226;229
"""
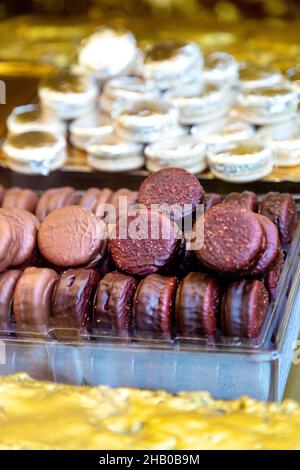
223;191;257;212
35;187;79;222
0;214;19;272
13;267;58;330
260;192;298;245
138;168;205;220
249;214;280;276
80;187;113;218
265;246;285;300
221;279;269;338
134;274;177;336
52;269;100;331
110;209;179;276
0;270;21;328
93;271;139;335
204;193;222;211
2;187;38;213
175;272;219;337
195;205;264;275
38;206;108;268
110;188;139;222
0;208;39;267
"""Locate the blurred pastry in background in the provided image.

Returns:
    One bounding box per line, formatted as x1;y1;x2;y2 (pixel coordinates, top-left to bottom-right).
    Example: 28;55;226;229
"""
7;104;66;136
70;113;113;151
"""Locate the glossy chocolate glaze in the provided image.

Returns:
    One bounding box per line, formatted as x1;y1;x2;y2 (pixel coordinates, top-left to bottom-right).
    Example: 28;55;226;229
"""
249;214;280;276
13;267;58;330
2;187;38;213
260;192;298;245
52;269;100;332
0;270;21;329
93;271;139;335
223;191;258;212
133;273;177;335
110;209;179;276
175;272;219;337
221;279;269;338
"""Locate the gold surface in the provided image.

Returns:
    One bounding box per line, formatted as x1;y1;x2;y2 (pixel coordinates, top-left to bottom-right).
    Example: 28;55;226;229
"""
0;373;300;450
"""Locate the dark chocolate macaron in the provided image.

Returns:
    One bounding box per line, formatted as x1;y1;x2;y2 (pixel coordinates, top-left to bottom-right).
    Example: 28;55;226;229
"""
13;267;58;331
248;214;280;277
110;209;179;276
138;168;205;220
175;272;219;337
0;270;21;329
93;271;139;335
35;186;79;222
260;192;298;245
265;246;284;300
133;273;177;337
0;214;19;272
2;187;38;213
223;191;257;212
195;204;265;275
52;268;100;331
38;206;108;268
221;279;269;338
204;193;222;211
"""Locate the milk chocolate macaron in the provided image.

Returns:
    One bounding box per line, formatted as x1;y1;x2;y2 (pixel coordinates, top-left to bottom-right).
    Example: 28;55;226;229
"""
0;208;39;267
138;168;205;220
0;214;19;272
110;209;179;276
223;191;258;212
0;270;21;329
204;193;222;211
13;267;58;331
110;188;139;221
133;274;177;337
93;271;139;335
248;214;280;276
2;187;38;213
260;192;298;245
52;268;100;331
35;187;78;222
79;187;112;216
38;206;107;268
0;185;5;206
175;272;219;337
265;246;284;300
195;204;264;275
221;279;269;338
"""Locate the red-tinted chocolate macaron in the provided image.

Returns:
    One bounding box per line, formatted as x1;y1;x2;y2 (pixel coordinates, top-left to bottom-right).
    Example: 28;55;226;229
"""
2;187;38;213
35;186;79;222
80;187;112;217
260;192;298;245
93;271;139;335
0;270;21;329
38;206;108;268
0;214;19;272
175;272;219;337
195;204;264;275
248;214;280;277
204;193;222;211
221;279;269;338
0;208;39;267
110;209;179;276
133;273;177;337
13;267;58;331
52;268;100;331
223;191;257;212
138;168;205;220
265;245;284;300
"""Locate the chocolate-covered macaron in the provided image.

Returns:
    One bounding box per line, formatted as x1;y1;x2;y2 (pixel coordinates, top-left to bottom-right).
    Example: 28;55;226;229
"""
110;209;179;276
265;246;284;300
0;270;21;329
13;267;58;331
175;272;219;337
80;187;112;218
35;186;79;222
248;214;280;276
0;208;39;267
195;204;264;275
52;268;100;331
223;191;257;212
0;185;5;206
2;187;38;213
93;271;139;335
204;193;222;211
38;206;108;268
221;279;269;338
260;192;298;245
0;214;20;272
138;168;205;220
133;273;177;337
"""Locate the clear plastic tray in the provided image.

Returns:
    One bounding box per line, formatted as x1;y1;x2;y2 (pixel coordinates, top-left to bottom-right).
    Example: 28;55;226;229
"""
0;196;300;402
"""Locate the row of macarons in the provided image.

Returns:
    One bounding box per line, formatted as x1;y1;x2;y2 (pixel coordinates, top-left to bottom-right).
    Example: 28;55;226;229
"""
0;267;269;341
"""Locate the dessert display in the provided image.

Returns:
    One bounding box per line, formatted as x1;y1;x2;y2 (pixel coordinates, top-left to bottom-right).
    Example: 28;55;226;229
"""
1;373;300;450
